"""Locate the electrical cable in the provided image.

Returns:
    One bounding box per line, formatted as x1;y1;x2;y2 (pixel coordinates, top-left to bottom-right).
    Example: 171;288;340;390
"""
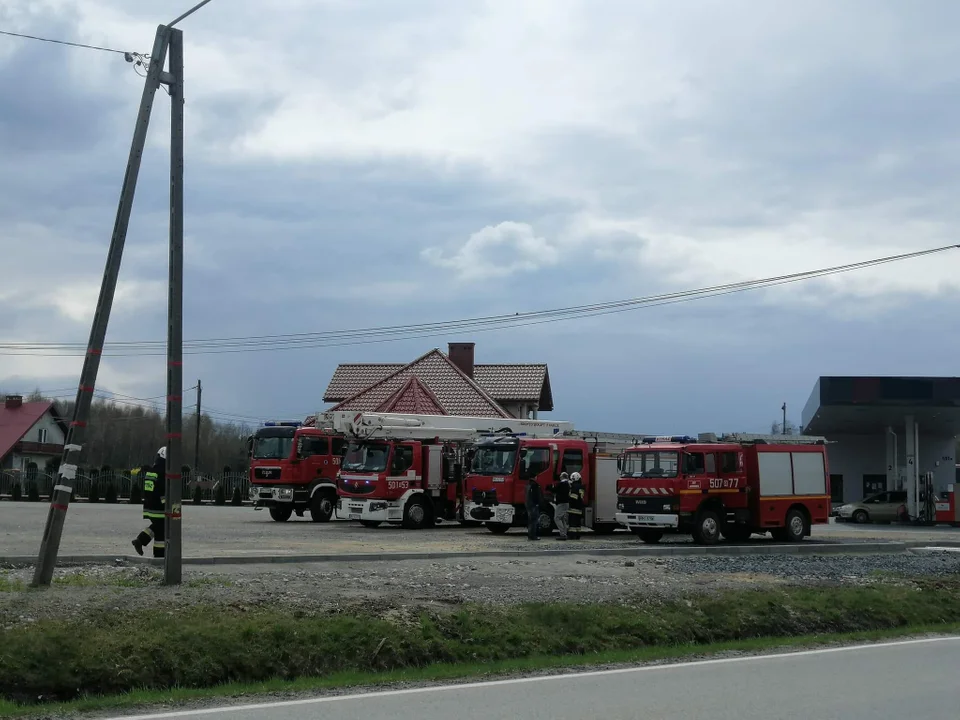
1;244;956;357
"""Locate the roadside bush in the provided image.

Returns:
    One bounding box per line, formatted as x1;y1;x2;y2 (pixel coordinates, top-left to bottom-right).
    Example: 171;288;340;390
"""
231;487;243;506
214;483;226;506
192;485;203;505
11;483;22;501
88;481;100;504
129;482;143;505
104;483;118;504
3;579;960;704
26;481;40;502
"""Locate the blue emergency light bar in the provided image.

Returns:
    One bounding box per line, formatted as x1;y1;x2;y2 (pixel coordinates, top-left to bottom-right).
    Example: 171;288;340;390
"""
640;435;696;444
263;421;302;427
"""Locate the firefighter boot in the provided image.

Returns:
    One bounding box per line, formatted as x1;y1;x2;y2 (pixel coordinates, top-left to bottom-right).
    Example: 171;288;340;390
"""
131;539;144;556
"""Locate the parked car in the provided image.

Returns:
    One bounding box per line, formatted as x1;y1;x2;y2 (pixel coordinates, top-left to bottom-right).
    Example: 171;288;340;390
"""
835;490;907;524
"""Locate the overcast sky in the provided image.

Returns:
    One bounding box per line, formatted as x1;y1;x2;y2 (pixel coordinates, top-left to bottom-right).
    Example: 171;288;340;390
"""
2;0;959;435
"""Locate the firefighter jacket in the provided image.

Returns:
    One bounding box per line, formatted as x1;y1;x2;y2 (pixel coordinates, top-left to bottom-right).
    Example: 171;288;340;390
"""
569;482;585;515
549;480;571;504
525;478;542;507
142;458;166;521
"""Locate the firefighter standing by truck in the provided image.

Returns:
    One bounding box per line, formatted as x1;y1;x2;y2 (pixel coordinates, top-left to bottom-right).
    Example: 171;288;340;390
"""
131;446;167;558
568;471;584;540
549;472;571;540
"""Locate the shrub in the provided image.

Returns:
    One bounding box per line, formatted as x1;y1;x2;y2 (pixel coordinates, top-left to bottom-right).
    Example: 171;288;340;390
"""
231;487;243;506
11;483;22;502
214;483;226;506
129;482;143;505
88;481;100;504
26;482;40;502
104;483;118;504
192;484;203;505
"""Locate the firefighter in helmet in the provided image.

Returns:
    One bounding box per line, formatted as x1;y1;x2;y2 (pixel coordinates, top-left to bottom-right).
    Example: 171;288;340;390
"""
131;446;167;558
568;471;585;540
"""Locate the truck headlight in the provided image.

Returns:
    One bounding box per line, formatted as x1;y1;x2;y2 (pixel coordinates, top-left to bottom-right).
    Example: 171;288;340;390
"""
279;488;293;498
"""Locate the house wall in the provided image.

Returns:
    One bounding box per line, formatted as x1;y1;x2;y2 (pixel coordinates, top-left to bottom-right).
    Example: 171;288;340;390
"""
499;402;539;420
826;432;955;503
3;411;66;474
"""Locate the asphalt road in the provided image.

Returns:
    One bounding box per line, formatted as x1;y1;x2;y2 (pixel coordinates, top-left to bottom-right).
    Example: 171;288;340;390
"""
3;502;960;559
104;637;960;720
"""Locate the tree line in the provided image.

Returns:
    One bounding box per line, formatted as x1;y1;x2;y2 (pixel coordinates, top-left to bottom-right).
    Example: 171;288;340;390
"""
19;390;254;475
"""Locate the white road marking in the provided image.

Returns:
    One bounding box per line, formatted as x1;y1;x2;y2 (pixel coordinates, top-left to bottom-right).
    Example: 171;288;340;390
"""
100;636;960;719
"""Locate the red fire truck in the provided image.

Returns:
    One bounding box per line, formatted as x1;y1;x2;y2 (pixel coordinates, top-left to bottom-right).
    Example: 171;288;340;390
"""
247;421;345;522
463;431;638;534
614;433;832;544
318;412;573;529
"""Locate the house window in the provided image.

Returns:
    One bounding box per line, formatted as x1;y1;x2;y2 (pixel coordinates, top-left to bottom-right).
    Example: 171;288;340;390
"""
38;428;48;444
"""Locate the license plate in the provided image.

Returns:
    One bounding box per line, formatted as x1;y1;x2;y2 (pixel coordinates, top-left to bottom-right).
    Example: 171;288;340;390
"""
635;515;657;522
349;513;361;520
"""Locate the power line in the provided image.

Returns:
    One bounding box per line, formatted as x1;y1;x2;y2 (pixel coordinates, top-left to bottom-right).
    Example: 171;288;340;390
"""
169;0;217;28
1;244;956;358
0;28;130;55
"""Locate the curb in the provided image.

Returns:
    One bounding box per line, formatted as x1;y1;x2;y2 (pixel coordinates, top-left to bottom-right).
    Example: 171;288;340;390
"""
0;541;913;568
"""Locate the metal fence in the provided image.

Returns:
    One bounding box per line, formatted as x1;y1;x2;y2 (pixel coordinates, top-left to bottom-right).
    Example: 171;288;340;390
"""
0;470;251;504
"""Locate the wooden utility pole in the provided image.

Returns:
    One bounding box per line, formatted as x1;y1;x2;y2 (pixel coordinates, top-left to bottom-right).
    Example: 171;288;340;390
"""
31;1;209;585
194;379;202;474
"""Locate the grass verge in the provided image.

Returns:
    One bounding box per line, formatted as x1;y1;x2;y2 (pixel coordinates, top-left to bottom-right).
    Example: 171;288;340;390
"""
1;577;959;715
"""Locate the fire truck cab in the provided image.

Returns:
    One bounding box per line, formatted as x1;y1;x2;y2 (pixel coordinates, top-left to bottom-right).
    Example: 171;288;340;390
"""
248;422;344;523
615;433;832;545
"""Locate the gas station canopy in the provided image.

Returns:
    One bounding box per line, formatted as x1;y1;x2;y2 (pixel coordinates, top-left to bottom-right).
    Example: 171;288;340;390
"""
802;376;960;437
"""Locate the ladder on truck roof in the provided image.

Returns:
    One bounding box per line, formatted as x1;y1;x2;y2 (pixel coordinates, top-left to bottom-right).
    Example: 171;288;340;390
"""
698;432;829;445
316;411;575;441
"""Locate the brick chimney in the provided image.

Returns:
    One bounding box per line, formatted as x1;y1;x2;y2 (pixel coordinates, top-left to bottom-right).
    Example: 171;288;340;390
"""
4;394;23;410
448;342;476;379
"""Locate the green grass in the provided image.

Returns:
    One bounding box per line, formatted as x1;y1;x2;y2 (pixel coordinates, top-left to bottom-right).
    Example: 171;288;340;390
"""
1;577;959;715
1;623;958;719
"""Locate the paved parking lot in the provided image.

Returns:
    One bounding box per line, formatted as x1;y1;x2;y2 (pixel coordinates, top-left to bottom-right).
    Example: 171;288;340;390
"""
2;502;960;559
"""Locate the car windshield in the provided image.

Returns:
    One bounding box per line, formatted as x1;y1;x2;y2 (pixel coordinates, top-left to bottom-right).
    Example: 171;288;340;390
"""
470;446;518;475
252;436;294;460
622;450;679;478
342;441;390;473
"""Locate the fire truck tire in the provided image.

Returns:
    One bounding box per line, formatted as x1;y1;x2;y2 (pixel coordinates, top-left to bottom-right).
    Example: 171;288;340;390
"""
692;509;721;545
309;491;336;523
269;507;292;522
487;522;511;534
538;508;555;535
722;525;753;542
402;498;430;530
360;520;382;528
635;529;663;544
784;508;809;542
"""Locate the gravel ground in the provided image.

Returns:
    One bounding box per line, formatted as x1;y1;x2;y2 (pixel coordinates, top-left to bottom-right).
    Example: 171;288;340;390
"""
4;503;960;559
3;550;960;629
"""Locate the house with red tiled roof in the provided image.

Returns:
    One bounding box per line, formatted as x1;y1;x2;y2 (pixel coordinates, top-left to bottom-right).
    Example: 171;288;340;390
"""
0;395;68;476
323;343;554;419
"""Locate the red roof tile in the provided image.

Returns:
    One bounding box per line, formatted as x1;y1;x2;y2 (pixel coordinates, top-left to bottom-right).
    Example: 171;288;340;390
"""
324;364;403;403
0;401;57;461
331;350;512;418
375;377;446;415
323;361;553;411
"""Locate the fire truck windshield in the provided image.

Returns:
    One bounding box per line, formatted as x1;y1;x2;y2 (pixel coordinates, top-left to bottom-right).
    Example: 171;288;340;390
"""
252;435;294;460
622;450;679;478
470;445;518;475
342;441;390;473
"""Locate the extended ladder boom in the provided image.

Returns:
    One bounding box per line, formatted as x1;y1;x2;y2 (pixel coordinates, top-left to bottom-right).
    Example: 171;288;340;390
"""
316;411;576;441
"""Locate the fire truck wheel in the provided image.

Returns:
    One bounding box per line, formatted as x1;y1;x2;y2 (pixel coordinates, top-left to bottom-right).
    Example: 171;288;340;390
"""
635;529;663;544
784;508;809;541
538;508;555;534
402;498;430;529
309;491;335;523
692;509;721;545
487;522;511;534
269;507;292;522
722;525;753;542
